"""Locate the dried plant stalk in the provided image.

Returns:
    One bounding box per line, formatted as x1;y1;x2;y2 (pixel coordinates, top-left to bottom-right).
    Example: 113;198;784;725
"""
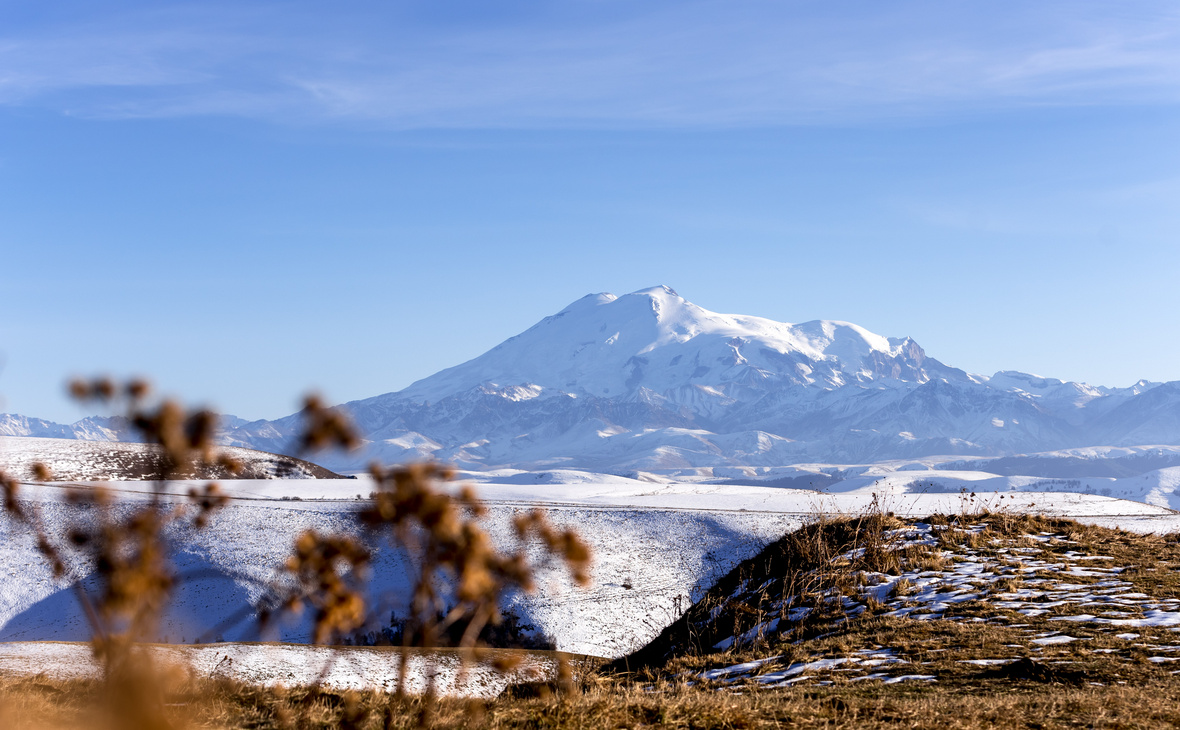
3;378;593;729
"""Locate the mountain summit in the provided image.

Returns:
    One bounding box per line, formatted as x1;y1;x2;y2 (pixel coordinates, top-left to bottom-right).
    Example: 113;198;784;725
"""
397;285;965;408
7;287;1178;472
210;287;1174;472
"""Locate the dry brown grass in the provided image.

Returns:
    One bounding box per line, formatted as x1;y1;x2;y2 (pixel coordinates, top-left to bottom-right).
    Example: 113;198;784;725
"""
614;509;929;670
5;669;1180;729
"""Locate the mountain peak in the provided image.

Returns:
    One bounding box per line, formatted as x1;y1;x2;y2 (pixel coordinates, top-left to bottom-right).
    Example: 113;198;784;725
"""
558;286;681;316
21;286;1178;473
626;284;681;299
394;287;942;406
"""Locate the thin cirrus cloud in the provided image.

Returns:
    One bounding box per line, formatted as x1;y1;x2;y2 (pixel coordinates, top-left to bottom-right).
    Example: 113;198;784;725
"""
1;0;1179;128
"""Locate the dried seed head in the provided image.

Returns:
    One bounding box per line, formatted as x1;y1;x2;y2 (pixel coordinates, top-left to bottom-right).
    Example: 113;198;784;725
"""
187;482;229;528
67;378;90;400
95;378;115;400
561;530;593;587
184;410;217;454
217;454;243;475
67;377;116;402
125;379;151;400
297;393;360;453
351;464;592;659
1;472;23;518
275;529;371;644
35;534;66;578
31;462;53;482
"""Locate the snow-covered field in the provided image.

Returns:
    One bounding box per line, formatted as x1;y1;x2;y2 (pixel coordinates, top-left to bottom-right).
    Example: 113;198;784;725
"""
463;452;1180;512
1;479;806;658
3;468;1180;694
0;642;564;697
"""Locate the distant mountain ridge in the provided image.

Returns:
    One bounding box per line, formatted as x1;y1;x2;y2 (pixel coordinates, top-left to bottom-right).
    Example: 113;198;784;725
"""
5;286;1178;472
0;414;139;442
0;437;342;481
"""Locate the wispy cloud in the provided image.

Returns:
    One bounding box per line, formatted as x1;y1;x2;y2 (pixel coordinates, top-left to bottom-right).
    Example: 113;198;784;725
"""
2;1;1179;127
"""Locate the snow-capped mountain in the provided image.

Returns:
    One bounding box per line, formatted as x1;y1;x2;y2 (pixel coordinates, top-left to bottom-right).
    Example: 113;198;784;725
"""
217;286;1179;471
395;286;961;403
6;286;1178;472
0;414;140;442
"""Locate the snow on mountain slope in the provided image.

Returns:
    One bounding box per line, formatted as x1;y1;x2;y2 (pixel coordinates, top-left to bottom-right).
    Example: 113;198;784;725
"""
1130;467;1180;510
236;286;998;470
6;286;1180;472
939;445;1180;478
393;286;945;405
0;414;139;441
279;286;1174;471
1096;382;1180;445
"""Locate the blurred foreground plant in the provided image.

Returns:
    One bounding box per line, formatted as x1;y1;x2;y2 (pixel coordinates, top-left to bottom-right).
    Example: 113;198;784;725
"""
1;377;235;729
272;396;592;712
1;379;592;729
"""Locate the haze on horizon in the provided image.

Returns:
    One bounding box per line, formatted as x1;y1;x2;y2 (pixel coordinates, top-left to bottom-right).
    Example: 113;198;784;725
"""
1;0;1178;423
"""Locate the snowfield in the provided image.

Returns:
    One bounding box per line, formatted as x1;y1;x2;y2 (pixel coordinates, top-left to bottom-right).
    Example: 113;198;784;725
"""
0;642;568;697
3;471;1180;694
1;480;806;659
2;477;1177;654
5;441;1180;694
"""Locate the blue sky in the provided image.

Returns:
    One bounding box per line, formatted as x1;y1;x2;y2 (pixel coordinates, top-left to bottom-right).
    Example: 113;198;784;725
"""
2;0;1179;422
